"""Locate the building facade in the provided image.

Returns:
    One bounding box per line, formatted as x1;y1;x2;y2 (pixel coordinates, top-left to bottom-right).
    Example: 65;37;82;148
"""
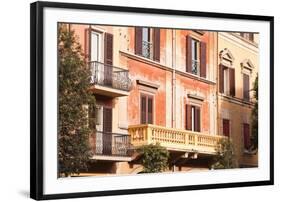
64;24;258;176
217;32;258;167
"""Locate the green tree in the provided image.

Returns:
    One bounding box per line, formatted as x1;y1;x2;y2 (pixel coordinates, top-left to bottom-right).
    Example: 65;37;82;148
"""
137;143;169;173
58;23;96;177
211;138;237;169
251;75;258;150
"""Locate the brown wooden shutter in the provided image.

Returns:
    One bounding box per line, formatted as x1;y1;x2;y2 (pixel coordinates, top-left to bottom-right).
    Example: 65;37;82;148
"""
135;27;143;55
153;28;160;62
102;107;112;155
85;28;91;61
147;97;153;124
186;35;192;73
223;119;230;137
200;42;207;78
243;123;250;149
229;68;235;96
195;106;201;132
219;64;224;93
104;33;113;86
186;104;192;130
243;74;250;101
104;33;113;65
141;96;146;124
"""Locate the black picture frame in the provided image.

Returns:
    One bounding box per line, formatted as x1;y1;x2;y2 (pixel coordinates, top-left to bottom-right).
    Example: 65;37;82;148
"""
30;1;274;200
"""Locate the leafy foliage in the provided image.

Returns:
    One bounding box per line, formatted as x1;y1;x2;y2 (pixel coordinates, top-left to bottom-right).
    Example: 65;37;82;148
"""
137;143;169;173
211;138;238;169
251;75;258;150
58;23;96;177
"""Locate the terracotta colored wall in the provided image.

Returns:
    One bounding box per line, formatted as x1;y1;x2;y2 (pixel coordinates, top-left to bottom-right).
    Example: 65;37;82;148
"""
126;59;167;126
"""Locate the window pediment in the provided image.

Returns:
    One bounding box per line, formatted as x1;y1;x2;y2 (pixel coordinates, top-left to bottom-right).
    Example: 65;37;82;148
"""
241;59;254;71
219;48;235;66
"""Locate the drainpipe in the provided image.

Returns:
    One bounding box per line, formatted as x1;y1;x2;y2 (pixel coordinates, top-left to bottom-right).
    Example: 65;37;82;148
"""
172;29;176;128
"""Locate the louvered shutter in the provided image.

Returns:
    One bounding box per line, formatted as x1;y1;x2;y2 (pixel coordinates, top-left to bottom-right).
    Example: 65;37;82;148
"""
243;74;250;101
186;35;192;73
219;64;224;93
147;97;153;124
141;96;146;124
153;28;160;62
195;106;201;132
229;68;236;96
104;33;113;86
223;119;230;137
103;107;112;155
104;33;113;65
135;27;143;55
186;104;192;130
200;42;207;78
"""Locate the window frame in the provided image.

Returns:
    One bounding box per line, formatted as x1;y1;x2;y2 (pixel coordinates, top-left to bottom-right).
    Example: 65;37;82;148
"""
140;93;154;124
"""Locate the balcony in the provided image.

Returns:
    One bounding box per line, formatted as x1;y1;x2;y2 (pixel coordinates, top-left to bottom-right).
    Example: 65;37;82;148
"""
142;41;153;60
90;131;132;161
191;59;200;75
89;61;132;97
128;124;224;155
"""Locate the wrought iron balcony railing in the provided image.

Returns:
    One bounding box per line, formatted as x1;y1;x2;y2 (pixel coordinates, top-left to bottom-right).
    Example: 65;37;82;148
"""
90;131;131;157
191;59;200;75
89;61;132;92
142;41;153;60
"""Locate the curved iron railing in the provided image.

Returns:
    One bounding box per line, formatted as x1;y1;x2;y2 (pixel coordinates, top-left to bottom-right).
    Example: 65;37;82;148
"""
90;131;131;157
89;61;132;91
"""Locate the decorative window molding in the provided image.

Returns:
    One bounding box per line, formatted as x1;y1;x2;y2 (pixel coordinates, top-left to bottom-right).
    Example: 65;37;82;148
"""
241;59;255;73
219;48;235;67
187;94;204;102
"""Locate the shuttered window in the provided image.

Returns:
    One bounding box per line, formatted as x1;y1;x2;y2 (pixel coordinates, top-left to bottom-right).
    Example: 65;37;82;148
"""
186;104;201;132
186;36;207;78
222;119;230;137
135;27;160;61
243;123;250;150
219;65;236;97
243;74;250;101
140;94;154;124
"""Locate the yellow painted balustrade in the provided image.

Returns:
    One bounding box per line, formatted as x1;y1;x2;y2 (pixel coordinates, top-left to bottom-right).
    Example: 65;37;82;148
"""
128;124;224;155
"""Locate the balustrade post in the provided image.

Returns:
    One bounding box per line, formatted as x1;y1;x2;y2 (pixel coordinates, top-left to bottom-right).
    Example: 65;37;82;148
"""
146;125;152;144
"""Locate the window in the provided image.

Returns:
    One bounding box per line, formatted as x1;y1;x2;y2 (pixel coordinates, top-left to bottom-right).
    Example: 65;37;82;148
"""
222;119;230;137
135;27;160;61
90;31;102;62
186;35;207;78
243;123;250;150
243;73;250;101
140;94;153;124
191;39;200;75
219;65;235;96
240;33;254;42
186;104;201;132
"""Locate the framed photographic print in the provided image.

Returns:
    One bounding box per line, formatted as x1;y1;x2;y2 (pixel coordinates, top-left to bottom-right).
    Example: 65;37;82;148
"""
30;1;274;200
